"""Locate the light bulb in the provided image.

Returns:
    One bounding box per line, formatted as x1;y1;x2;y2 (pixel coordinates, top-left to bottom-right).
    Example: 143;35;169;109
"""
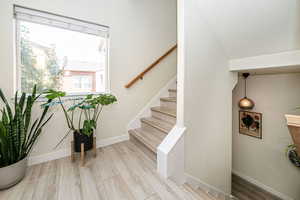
239;97;255;110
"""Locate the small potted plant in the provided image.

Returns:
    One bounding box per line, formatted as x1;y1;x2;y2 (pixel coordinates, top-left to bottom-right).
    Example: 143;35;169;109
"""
285;115;300;155
285;114;300;167
286;144;300;167
43;90;117;152
0;86;53;189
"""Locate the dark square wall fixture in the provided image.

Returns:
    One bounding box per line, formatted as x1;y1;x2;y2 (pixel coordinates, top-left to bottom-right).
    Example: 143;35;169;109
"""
239;111;262;139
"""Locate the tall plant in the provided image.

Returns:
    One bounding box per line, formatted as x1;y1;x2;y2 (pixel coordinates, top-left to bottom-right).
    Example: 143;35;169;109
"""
0;86;53;167
42;90;117;147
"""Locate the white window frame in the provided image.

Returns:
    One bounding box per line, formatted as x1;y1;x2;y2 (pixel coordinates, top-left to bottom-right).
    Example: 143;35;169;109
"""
72;75;93;90
14;5;111;96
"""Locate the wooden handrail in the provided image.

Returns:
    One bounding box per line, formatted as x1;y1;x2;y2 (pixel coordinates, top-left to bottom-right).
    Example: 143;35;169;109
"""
124;44;177;88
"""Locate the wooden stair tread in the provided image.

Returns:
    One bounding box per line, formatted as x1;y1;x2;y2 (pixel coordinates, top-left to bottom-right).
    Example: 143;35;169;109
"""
129;86;177;157
168;89;177;92
141;117;174;134
129;128;166;153
160;97;176;102
151;106;176;118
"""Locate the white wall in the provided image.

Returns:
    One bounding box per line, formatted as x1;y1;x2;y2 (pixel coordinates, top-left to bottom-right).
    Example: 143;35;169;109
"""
233;74;300;199
184;0;236;194
0;0;177;157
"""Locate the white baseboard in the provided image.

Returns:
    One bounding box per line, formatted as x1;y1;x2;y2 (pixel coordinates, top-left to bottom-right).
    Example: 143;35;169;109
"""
96;134;129;148
28;134;129;166
185;173;231;200
232;170;294;200
127;76;177;130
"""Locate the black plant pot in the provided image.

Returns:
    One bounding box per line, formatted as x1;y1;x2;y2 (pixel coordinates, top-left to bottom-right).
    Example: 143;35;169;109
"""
73;131;93;152
288;149;300;167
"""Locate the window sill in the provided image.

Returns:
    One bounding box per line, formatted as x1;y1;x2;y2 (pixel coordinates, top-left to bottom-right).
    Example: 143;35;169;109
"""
38;92;109;102
14;91;109;103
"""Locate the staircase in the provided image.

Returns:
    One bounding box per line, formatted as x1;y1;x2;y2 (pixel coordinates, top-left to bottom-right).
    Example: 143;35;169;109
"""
127;87;229;200
129;88;177;158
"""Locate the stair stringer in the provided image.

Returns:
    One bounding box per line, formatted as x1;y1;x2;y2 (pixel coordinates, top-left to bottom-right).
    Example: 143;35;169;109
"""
127;76;177;131
157;125;186;184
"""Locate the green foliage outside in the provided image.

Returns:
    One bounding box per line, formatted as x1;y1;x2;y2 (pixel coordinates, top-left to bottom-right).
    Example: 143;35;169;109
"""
20;25;63;93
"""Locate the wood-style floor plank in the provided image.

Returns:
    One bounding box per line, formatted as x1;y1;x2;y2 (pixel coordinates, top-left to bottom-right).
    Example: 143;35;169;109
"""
102;175;136;200
0;141;215;200
232;174;282;200
114;142;182;200
87;147;119;183
104;144;155;199
146;194;162;200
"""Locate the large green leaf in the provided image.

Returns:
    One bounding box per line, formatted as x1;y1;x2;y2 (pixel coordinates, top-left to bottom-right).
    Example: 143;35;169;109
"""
18;92;26;113
43;89;66;100
82;119;96;136
0;122;9;165
68;102;83;111
0;89;13;121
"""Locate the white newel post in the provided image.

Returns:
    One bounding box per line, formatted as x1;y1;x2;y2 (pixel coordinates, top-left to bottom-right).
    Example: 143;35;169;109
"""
157;0;186;184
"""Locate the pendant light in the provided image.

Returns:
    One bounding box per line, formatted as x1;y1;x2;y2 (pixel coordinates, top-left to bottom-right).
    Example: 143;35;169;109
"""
238;73;255;110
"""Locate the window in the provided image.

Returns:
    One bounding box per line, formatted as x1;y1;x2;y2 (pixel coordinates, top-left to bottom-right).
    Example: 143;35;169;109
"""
72;76;93;91
14;6;109;94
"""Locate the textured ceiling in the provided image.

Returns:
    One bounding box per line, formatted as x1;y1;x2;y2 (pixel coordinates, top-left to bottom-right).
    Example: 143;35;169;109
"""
196;0;300;59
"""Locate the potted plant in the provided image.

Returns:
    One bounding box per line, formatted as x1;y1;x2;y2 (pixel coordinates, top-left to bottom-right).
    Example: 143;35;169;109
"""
43;90;117;152
0;86;53;189
285;114;300;155
286;144;300;167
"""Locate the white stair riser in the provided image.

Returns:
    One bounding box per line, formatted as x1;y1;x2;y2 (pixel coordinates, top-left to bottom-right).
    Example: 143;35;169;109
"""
169;91;177;97
141;122;168;137
160;100;176;109
151;110;176;124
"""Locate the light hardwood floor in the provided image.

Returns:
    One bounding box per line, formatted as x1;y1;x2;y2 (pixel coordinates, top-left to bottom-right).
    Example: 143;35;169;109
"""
0;141;215;200
232;174;282;200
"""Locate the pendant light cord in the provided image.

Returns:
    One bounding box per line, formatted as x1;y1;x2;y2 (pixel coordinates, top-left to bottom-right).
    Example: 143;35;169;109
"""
244;77;247;98
242;73;250;98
